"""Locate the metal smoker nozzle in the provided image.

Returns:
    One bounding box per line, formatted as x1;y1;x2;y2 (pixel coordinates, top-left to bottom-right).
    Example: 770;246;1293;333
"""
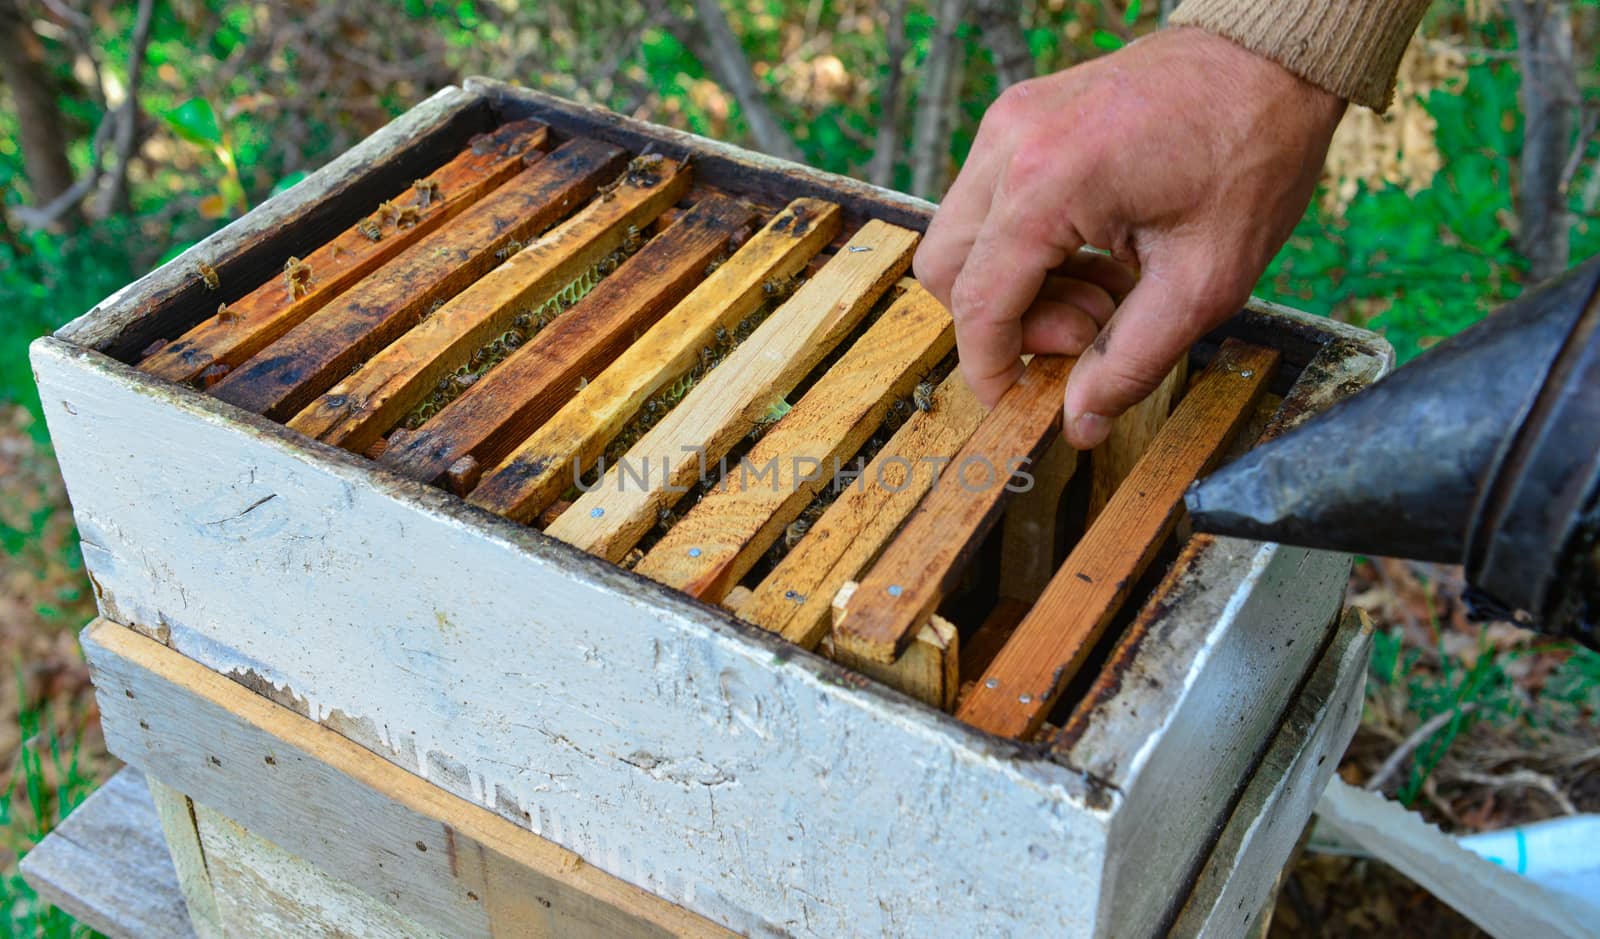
1186;256;1600;648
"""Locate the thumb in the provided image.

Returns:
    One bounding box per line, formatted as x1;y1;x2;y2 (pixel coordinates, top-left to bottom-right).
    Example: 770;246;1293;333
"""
1061;268;1220;449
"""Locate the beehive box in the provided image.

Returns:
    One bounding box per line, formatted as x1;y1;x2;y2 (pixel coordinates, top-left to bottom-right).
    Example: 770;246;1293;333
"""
35;80;1390;937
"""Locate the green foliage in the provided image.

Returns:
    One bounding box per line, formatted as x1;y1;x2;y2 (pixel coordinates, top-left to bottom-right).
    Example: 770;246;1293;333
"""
1261;48;1600;363
0;224;140;428
0;689;101;939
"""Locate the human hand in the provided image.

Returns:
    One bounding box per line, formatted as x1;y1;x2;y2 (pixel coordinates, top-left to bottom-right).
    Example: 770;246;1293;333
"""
913;27;1346;448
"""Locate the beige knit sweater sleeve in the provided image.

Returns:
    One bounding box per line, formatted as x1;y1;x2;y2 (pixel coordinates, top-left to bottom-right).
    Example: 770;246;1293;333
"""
1169;0;1433;111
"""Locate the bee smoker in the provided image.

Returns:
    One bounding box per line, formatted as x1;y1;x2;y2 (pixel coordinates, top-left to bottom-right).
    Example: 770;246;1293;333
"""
1186;255;1600;648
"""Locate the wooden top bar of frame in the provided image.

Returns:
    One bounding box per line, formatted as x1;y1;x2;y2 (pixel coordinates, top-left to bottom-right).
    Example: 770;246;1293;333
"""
634;283;955;602
210;138;627;420
832;355;1075;664
545;220;919;562
467;198;843;523
738;369;987;650
380;190;756;485
956;340;1280;740
137;119;551;385
290;159;694;454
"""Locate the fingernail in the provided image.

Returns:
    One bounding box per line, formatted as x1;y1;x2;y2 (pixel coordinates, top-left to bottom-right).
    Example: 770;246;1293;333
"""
1071;412;1111;449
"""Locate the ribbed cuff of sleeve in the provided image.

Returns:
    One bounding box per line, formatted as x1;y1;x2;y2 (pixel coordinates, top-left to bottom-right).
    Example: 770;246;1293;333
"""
1169;0;1432;111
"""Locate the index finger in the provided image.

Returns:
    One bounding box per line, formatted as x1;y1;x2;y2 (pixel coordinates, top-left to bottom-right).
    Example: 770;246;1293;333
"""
914;151;1000;308
947;197;1082;405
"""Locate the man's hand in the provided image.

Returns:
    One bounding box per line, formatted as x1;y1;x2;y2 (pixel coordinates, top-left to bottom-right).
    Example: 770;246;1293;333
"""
913;27;1346;448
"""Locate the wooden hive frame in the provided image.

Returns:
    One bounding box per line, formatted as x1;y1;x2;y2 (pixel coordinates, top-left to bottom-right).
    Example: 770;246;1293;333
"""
35;80;1393;937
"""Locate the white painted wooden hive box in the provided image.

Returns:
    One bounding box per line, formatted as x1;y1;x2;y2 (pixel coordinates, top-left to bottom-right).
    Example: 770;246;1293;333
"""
34;81;1392;938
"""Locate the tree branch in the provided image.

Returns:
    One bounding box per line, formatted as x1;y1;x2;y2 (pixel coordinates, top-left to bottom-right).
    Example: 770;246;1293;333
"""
1510;0;1579;282
972;0;1033;91
0;0;81;225
910;0;970;199
94;0;155;218
680;0;803;162
867;0;909;187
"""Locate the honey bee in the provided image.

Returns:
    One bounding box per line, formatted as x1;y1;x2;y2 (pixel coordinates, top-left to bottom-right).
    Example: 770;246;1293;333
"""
413;177;441;208
784;517;811;550
625;153;666;187
283;257;313;299
357;216;383;241
394;205;421;229
495;239;523;261
622;224;644;254
199;363;232;388
913;381;936;413
216;302;239;325
195;260;220;291
762;275;798;300
376;200;403;225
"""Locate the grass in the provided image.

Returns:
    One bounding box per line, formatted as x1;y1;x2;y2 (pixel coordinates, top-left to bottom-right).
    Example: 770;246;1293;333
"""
0;685;103;939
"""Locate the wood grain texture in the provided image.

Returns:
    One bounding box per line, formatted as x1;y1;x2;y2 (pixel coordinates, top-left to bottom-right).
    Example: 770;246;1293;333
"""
833;355;1075;664
19;769;199;939
381;193;755;484
634;283;954;601
84;618;733;939
739;370;986;649
288;159;692;453
546;220;919;561
210;138;627;420
998;436;1079;602
193;802;446;939
468;198;841;523
956;340;1280;740
147;777;225;939
138;120;549;385
825;581;959;710
1087;358;1186;522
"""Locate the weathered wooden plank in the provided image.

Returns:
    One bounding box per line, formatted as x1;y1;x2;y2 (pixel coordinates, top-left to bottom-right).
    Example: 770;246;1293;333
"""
18;769;198;939
998;435;1079;602
546;220;919;561
84;618;734;939
1087;358;1186;522
139;120;550;385
193;802;447;939
833;355;1075;664
634;284;954;601
210;138;627;419
146;777;224;939
1169;609;1369;939
381;193;755;484
739;370;985;649
289;158;693;453
825;581;959;710
956;341;1280;740
467;198;842;523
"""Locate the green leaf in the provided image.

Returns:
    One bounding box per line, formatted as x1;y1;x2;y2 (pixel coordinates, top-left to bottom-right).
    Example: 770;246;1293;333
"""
1091;30;1125;52
161;98;224;148
269;170;309;199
